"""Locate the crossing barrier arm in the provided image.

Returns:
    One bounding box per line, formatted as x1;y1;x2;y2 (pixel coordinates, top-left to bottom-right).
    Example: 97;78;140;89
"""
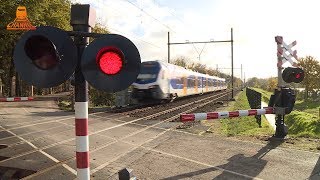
180;107;274;122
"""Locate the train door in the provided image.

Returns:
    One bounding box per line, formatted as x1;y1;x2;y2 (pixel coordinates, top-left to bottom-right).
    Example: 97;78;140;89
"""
206;77;208;92
184;76;187;96
201;77;204;94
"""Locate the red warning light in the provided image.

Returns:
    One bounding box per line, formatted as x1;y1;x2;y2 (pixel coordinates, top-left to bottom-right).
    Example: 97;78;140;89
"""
295;73;301;79
96;47;124;75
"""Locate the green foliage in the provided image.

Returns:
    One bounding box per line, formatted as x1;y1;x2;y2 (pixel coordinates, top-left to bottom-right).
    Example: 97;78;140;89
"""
298;56;320;99
58;100;72;111
171;56;243;88
221;89;273;136
89;87;115;107
286;111;320;138
0;0;72;96
294;100;320;117
171;56;189;67
0;1;111;97
251;88;272;103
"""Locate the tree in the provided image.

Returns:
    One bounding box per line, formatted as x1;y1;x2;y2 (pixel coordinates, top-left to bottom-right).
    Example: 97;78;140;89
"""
171;56;189;68
187;62;207;74
0;0;72;96
267;77;277;91
298;56;320;99
246;77;260;88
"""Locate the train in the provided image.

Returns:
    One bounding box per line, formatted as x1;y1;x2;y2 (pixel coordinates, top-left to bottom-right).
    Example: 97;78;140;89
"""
131;60;227;101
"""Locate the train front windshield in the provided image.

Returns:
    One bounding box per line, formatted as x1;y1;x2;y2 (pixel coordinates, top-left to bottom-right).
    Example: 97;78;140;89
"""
135;62;160;84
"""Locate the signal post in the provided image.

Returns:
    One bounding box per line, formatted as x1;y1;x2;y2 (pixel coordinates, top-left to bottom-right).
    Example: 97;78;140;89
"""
12;4;141;180
274;36;304;138
71;5;95;179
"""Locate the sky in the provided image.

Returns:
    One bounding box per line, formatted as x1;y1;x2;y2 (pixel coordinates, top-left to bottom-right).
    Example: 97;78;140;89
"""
74;0;320;81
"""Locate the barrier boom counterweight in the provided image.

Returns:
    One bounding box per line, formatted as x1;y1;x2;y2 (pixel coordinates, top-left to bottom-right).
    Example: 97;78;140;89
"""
180;107;274;122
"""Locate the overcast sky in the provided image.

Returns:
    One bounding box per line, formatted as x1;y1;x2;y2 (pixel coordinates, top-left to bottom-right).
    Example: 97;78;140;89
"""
74;0;320;80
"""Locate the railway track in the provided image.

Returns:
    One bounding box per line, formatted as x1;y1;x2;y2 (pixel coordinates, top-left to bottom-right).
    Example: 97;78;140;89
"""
1;89;234;179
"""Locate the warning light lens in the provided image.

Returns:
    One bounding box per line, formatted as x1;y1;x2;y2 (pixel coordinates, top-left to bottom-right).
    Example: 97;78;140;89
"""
96;47;124;75
24;35;59;70
295;73;301;79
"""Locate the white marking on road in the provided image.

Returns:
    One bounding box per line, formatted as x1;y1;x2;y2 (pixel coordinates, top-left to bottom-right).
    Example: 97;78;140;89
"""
22;108;30;114
3;109;116;129
58;121;74;127
0;126;77;175
3;124;74;147
92;127;264;180
143;146;264;180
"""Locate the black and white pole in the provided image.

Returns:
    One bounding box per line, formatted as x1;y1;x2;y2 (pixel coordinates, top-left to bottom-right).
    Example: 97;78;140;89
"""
71;5;96;179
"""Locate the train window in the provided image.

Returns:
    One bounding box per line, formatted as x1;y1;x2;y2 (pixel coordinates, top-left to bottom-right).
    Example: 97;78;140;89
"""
187;78;192;87
137;74;157;79
188;76;195;87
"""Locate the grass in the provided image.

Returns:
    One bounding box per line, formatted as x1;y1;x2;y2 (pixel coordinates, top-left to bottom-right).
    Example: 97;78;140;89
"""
286;111;320;138
246;88;320;138
207;89;274;137
58;100;72;111
199;88;320;152
293;100;320;117
250;88;272;103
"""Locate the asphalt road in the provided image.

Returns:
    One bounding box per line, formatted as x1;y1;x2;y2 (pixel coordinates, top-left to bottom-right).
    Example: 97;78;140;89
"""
0;100;319;180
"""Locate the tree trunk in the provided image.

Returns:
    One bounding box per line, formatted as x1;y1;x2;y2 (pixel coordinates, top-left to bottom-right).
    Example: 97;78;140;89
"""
8;58;15;97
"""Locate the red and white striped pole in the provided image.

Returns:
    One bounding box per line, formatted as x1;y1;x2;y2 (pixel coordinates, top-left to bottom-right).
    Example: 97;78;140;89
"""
75;100;89;179
72;6;92;179
180;107;274;122
73;39;90;179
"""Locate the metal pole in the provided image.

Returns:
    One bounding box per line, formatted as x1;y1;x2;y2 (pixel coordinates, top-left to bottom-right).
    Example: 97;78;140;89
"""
241;64;243;88
274;36;287;138
71;6;93;178
241;64;243;81
275;36;283;87
73;24;90;179
168;31;170;63
231;28;234;100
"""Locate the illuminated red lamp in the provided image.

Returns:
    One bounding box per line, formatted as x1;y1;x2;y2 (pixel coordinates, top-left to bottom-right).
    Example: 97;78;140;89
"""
96;47;124;75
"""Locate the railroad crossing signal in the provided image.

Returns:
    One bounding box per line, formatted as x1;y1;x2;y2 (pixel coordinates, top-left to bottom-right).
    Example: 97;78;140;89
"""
282;67;304;83
275;36;304;84
275;36;299;67
81;34;141;92
13;26;77;88
12;4;141;180
13;26;141;92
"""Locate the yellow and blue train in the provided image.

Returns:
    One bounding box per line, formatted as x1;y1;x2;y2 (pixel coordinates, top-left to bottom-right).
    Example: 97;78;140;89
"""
131;60;227;101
